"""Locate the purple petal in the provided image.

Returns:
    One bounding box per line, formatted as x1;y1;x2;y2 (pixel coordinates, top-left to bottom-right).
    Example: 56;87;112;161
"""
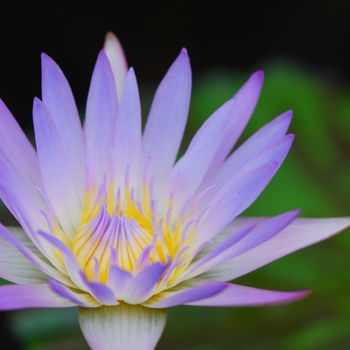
205;71;264;176
145;279;227;308
186;281;310;306
107;265;132;300
38;231;86;290
79;304;167;350
48;278;100;307
84;50;118;182
161;98;234;214
0;227;47;284
185;209;300;280
125;263;169;304
0;151;47;237
33;98;81;239
202;217;350;281
113;68;142;187
41;53;86;202
0;284;75;310
141;49;192;192
199;113;293;201
195;162;279;246
0;224;73;286
104;32;128;100
0;100;42;188
80;273;118;306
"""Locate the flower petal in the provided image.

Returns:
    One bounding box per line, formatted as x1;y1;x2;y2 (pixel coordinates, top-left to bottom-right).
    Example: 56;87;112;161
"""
141;49;191;192
0;100;42;188
84;50;118;183
145;279;227;308
186;281;310;306
33;98;81;239
183;209;299;281
0;227;48;284
0;224;72;286
114;68;142;187
41;53;86;202
199;112;293;201
161;98;234;214
79;304;167;350
48;278;101;307
202;217;350;281
104;32;128;100
205;70;264;176
124;263;169;305
0;284;75;310
195;162;279;246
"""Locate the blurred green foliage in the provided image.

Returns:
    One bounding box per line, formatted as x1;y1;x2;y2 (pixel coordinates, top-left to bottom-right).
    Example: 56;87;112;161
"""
2;59;350;349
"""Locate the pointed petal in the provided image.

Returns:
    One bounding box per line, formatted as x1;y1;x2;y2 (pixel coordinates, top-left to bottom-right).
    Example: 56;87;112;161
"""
195;162;279;246
38;231;86;290
79;304;167;350
41;53;85;201
48;278;101;307
0;284;75;310
84;50;118;182
145;279;227;308
33;98;81;239
0;151;47;237
80;274;118;306
198;113;293;202
0;227;48;284
114;68;142;187
0;100;42;188
108;266;132;301
206;71;264;176
161;98;234;214
104;32;128;100
142;49;192;192
186;281;310;306
183;210;299;281
202;217;350;281
124;263;169;305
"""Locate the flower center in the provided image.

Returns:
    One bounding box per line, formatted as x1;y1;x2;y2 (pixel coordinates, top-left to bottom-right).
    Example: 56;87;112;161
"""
66;172;197;287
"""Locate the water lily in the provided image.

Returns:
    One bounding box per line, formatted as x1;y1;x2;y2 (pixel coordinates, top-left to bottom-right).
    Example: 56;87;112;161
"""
0;32;349;350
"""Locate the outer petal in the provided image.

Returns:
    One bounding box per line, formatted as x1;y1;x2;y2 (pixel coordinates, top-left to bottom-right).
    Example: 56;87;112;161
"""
145;279;227;308
0;284;75;310
0;151;48;239
195;162;279;246
48;278;101;307
104;32;128;100
201;217;350;281
186;281;310;306
84;50;118;183
0;227;48;284
161;98;234;214
33;98;81;239
197;112;293;204
0;100;43;188
0;224;73;286
141;49;191;192
205;70;264;176
41;53;86;202
79;304;167;350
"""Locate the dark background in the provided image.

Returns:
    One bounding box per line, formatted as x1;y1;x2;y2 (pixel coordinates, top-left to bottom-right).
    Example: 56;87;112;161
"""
1;0;350;130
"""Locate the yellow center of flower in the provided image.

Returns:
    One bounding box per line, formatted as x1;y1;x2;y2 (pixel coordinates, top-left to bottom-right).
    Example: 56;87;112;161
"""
56;173;199;288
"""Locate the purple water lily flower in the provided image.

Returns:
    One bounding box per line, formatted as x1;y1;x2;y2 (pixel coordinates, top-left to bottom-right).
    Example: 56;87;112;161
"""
0;32;349;350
